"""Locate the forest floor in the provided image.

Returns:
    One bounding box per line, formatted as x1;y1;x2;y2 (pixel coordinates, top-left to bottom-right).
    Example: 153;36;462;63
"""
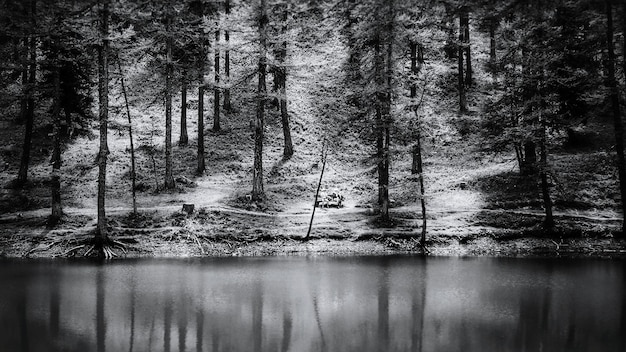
1;29;626;259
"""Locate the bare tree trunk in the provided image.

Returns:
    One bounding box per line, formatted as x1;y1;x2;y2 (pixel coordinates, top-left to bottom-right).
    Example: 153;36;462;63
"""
96;0;110;240
415;133;427;245
379;0;394;223
457;11;467;113
410;41;427;245
489;18;496;65
17;0;36;185
539;119;554;230
443;3;457;59
376;0;394;223
623;1;625;84
606;1;626;236
213;28;221;131
19;36;28;125
50;36;62;225
223;0;232;112
306;144;327;240
522;140;537;174
180;69;188;145
197;43;206;174
375;36;385;206
252;0;268;201
463;9;472;85
164;12;175;190
117;56;137;214
277;6;293;160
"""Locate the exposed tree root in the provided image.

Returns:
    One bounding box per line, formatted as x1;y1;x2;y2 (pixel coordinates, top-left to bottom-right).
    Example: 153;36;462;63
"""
60;244;86;257
410;238;430;254
84;238;128;259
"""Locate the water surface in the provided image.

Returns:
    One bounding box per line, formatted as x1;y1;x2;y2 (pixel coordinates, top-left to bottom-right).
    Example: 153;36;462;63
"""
0;256;624;351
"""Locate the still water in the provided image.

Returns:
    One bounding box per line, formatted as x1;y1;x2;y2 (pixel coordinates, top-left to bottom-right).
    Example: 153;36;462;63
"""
0;256;624;352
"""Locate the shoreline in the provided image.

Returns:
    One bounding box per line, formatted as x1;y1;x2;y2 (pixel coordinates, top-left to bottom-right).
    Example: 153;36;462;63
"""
2;205;626;260
3;227;626;260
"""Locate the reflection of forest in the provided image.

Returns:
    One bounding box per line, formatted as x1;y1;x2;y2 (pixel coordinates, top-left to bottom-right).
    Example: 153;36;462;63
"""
0;257;624;352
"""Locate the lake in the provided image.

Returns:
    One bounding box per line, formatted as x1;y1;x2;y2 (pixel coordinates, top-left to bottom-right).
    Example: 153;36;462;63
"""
0;256;624;352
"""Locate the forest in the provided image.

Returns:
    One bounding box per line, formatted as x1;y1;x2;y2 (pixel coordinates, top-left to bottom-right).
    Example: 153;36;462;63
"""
0;0;626;258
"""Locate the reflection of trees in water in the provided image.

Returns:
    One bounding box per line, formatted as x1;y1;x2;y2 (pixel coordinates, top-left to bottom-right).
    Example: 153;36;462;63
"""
281;307;292;352
128;277;135;352
177;295;187;352
4;259;626;351
378;258;389;351
163;296;172;352
18;277;29;352
411;257;427;352
622;271;626;352
252;281;263;352
96;266;105;352
50;272;60;348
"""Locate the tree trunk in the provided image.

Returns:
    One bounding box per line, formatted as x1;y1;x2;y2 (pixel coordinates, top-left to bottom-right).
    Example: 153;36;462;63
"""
622;1;625;84
306;145;327;240
223;0;232;112
197;42;206;174
252;0;268;201
410;41;427;245
443;3;457;59
539;121;554;230
280;87;293;159
50;36;62;225
117;56;137;214
179;69;188;145
213;28;221;132
375;36;385;206
379;0;394;223
522;140;537;174
19;36;28;125
409;42;418;103
96;0;110;240
606;1;626;236
463;10;472;85
415;134;427;245
489;18;497;65
164;13;175;190
457;11;467;113
17;0;36;185
277;7;293;160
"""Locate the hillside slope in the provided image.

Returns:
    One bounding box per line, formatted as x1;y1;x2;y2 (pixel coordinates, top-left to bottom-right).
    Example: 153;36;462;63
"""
1;15;624;258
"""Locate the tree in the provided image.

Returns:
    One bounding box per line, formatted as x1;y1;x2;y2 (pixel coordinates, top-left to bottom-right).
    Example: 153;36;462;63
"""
195;1;209;175
457;6;468;113
96;0;110;241
164;7;176;190
179;68;189;146
16;0;37;186
116;57;138;215
480;0;606;229
463;7;472;85
49;33;63;225
409;40;427;246
185;0;218;175
252;0;268;201
605;0;625;236
223;0;232;112
339;0;397;222
271;1;293;159
214;12;221;132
